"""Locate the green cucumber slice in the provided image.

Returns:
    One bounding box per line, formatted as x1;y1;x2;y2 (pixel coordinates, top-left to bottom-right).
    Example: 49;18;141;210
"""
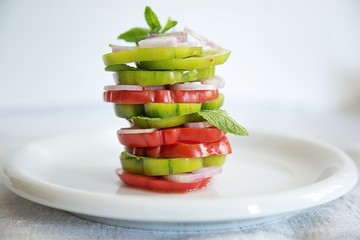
144;103;201;118
102;46;202;66
137;48;231;70
115;99;222;119
114;104;144;119
131;113;204;129
111;67;215;86
202;155;227;167
201;93;224;110
120;151;226;176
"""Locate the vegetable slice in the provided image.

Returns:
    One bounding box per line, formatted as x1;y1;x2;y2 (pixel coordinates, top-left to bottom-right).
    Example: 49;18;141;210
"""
164;166;222;183
118;127;226;147
102;46;202;66
125;136;232;158
114;98;223;119
117;169;210;192
137;48;230;70
131;113;204;129
120;151;226;176
104;89;219;104
111;67;215;86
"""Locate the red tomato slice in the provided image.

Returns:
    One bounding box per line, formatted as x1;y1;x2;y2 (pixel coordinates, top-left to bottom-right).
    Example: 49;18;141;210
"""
125;136;232;158
117;169;210;192
118;127;226;147
104;89;219;104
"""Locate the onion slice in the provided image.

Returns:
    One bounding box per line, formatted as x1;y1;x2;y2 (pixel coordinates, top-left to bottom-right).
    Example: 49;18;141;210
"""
148;32;188;42
183;121;213;128
110;44;137;53
117;128;157;134
169;82;215;91
139;36;178;48
143;85;166;90
164;166;223;183
201;76;225;89
104;85;143;91
184;28;221;50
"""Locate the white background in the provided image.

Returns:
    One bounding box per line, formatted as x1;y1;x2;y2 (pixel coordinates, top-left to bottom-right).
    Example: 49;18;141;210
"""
0;0;360;111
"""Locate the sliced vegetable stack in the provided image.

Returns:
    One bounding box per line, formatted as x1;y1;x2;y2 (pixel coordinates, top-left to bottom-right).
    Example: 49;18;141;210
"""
103;6;248;192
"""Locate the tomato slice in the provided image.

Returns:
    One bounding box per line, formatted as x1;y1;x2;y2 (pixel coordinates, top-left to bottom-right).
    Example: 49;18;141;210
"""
125;136;231;158
116;169;210;192
104;89;219;104
118;127;226;147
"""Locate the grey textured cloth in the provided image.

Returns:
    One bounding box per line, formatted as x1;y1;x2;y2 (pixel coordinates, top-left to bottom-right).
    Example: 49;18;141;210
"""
1;178;360;240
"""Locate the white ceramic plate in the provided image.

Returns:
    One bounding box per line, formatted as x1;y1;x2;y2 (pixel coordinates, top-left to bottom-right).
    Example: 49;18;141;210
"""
1;128;358;231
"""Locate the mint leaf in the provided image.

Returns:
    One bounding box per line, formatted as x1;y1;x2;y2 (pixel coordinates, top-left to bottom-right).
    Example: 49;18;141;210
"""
118;27;149;43
144;6;161;33
197;109;249;136
161;18;177;33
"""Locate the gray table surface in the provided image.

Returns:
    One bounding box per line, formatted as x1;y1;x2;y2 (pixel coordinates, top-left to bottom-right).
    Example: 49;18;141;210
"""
1;105;360;240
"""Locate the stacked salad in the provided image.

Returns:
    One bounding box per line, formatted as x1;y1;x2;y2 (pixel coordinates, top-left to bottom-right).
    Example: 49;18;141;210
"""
102;6;248;192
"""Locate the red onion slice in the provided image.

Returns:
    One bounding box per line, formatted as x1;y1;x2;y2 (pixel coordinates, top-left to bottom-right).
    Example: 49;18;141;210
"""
143;85;166;90
104;85;143;91
110;44;137;53
138;36;178;48
117;128;157;134
183;121;213;128
184;28;221;50
148;31;188;42
201;76;225;89
177;42;201;47
169;82;216;91
164;166;223;183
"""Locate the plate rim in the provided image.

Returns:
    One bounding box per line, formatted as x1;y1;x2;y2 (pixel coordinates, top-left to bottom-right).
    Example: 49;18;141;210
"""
1;129;358;222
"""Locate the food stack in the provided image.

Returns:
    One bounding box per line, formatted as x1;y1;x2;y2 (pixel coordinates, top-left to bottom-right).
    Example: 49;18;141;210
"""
102;7;247;192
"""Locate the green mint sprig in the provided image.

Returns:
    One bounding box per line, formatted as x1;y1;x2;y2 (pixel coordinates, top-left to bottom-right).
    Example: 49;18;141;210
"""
118;6;178;44
197;109;249;136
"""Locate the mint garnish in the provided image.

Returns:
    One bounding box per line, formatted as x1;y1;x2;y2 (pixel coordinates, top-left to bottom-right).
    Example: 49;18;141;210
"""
118;6;177;44
118;28;150;44
144;6;161;33
197;109;249;136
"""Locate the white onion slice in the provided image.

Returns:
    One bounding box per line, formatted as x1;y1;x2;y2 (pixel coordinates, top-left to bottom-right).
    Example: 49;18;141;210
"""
139;36;178;48
148;32;188;42
117;128;157;134
143;85;166;90
177;42;201;47
184;28;221;50
183;121;213;128
110;44;137;53
164;166;223;183
104;85;143;91
169;82;215;91
201;76;225;89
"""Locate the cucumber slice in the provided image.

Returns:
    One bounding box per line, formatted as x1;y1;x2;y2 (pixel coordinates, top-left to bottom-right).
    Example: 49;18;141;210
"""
114;104;144;119
112;67;215;86
102;46;202;66
201;93;224;110
120;151;226;176
115;99;222;119
202;155;227;167
137;49;231;70
144;103;201;118
143;157;203;176
120;155;143;174
131;113;204;129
